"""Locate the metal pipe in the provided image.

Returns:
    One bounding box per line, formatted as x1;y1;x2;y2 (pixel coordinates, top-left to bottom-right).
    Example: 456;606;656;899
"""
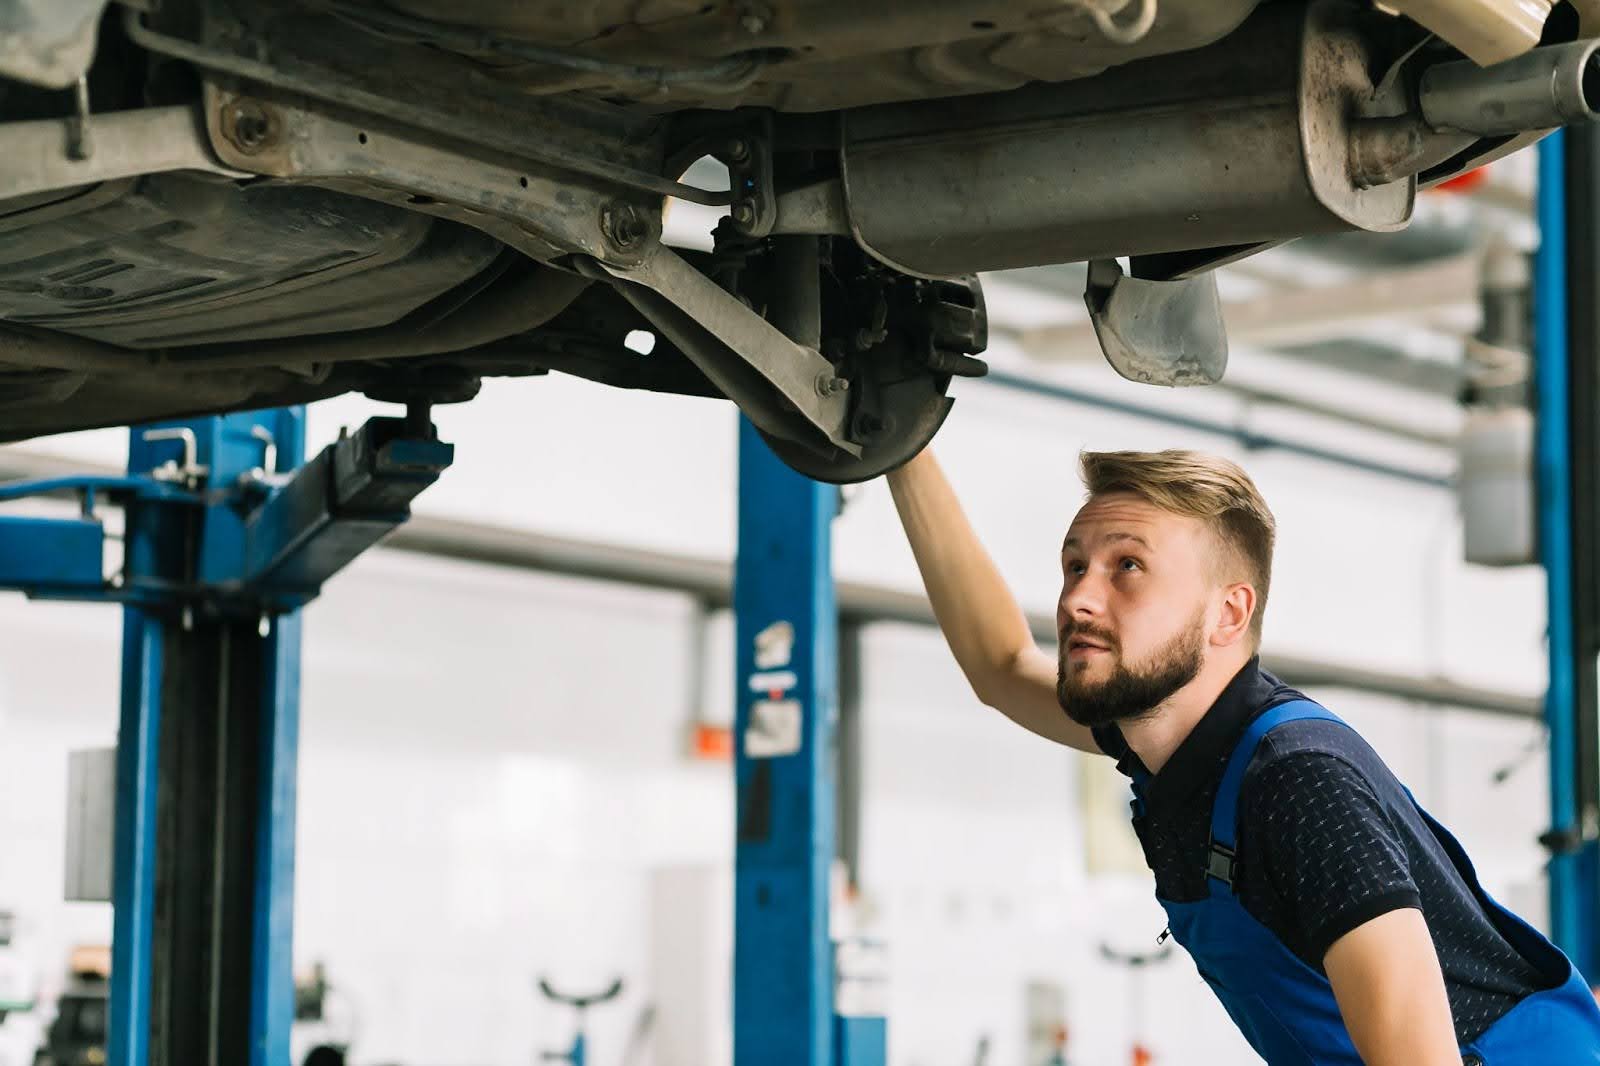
976;370;1453;489
1421;39;1600;137
1535;131;1587;961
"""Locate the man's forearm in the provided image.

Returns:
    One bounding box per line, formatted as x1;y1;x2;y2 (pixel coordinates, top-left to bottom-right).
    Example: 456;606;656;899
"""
885;448;1039;701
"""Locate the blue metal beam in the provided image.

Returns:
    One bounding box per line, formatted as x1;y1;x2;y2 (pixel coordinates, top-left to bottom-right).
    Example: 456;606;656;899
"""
109;607;162;1066
0;516;103;594
239;416;452;606
733;419;840;1066
1536;130;1600;973
250;607;302;1066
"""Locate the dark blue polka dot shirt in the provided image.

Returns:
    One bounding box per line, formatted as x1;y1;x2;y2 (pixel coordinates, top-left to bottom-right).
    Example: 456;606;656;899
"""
1092;659;1549;1045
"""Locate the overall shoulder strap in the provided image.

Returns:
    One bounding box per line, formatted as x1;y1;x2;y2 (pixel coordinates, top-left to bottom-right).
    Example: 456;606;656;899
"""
1207;699;1346;891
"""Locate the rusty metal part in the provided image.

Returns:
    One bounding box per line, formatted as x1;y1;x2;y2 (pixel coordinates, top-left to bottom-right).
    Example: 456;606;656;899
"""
588;244;858;457
219;97;281;155
0;104;247;204
122;7;728;207
202;86;659;266
1420;38;1600;136
375;0;1260;111
837;2;1412;277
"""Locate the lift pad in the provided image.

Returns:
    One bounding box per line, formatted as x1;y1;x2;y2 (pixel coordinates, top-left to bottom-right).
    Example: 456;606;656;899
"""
0;410;450;610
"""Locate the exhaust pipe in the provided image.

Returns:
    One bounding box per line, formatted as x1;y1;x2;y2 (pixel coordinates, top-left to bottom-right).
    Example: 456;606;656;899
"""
825;0;1599;280
1420;38;1600;137
835;2;1412;278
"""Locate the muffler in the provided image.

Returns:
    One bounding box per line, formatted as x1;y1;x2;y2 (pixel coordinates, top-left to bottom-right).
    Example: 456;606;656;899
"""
837;3;1411;278
832;2;1595;280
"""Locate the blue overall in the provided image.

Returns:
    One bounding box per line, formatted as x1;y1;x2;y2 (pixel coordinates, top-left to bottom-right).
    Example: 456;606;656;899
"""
1133;700;1600;1064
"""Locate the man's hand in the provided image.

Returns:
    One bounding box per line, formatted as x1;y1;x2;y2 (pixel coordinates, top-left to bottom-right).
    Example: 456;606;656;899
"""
1325;909;1460;1065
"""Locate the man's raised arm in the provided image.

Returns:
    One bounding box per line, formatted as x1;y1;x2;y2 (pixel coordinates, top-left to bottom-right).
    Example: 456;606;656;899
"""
885;449;1097;752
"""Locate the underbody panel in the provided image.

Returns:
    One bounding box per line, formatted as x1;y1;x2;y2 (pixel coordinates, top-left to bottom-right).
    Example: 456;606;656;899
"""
0;174;502;348
375;0;1262;111
0;0;1584;479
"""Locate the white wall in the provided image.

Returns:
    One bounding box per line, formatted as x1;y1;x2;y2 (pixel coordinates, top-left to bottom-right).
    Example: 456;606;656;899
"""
0;323;1556;1065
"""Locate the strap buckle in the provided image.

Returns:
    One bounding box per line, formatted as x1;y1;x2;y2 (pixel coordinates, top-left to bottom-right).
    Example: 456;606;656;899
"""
1205;840;1237;887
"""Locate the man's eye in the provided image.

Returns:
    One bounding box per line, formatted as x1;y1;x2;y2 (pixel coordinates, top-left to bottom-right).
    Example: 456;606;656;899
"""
1067;561;1087;576
1119;557;1142;572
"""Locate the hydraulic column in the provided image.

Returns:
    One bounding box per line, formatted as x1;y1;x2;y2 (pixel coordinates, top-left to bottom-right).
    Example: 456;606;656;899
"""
732;235;886;1066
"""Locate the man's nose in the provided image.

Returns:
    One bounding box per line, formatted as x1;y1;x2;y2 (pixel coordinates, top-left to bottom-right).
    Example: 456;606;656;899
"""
1061;568;1108;621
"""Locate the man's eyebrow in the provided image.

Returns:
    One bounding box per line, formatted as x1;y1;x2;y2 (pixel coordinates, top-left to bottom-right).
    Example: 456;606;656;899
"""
1061;532;1151;552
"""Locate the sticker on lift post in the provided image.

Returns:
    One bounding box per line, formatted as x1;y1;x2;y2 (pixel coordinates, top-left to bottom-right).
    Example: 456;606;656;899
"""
745;698;803;758
754;620;795;669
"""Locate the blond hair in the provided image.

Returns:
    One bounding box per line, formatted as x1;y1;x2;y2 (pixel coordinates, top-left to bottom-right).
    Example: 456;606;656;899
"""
1079;450;1276;645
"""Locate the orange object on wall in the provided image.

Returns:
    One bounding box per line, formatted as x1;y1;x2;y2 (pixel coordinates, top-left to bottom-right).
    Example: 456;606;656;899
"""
1434;167;1489;193
691;722;733;761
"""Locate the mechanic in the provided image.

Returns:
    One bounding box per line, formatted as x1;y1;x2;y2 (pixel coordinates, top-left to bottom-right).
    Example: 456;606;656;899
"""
886;447;1600;1065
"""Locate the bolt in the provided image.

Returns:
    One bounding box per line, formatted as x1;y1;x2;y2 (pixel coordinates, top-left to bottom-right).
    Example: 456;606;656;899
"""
816;373;850;397
740;7;768;33
600;201;651;252
222;98;276;154
725;138;751;163
854;412;885;439
731;200;756;226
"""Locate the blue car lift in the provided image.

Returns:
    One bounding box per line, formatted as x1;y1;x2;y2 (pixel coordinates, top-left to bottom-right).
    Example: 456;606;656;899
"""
1539;123;1600;979
0;403;451;1066
733;237;886;1066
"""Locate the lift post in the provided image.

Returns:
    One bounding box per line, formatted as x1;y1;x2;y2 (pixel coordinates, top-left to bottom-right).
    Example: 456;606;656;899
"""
732;431;887;1066
1540;126;1600;976
0;404;451;1066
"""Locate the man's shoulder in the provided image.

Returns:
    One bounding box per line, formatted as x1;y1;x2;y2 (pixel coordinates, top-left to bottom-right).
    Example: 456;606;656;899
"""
1241;710;1404;815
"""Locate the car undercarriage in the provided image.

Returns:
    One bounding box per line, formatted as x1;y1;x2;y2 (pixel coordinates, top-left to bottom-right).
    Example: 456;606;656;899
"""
0;0;1594;480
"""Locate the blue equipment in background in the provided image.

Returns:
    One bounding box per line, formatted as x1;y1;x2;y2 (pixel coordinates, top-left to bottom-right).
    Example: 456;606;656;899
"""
0;404;451;1066
734;420;887;1066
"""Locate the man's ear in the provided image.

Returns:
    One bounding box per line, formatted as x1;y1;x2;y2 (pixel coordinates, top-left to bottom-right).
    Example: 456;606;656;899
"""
1212;583;1257;648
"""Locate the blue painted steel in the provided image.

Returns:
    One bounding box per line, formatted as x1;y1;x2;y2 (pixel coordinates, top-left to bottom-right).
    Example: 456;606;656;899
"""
1536;130;1594;971
833;1016;888;1066
109;607;162;1066
109;408;311;1066
193;411;306;588
0;516;103;593
244;408;308;1066
734;418;858;1066
251;608;302;1066
0;475;198;505
240;417;452;605
5;405;437;1063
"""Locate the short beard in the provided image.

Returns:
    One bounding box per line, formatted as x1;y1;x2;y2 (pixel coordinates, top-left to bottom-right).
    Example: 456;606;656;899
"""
1057;614;1206;729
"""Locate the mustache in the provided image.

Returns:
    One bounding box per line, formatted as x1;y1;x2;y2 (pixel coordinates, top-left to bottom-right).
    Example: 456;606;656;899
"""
1060;622;1119;651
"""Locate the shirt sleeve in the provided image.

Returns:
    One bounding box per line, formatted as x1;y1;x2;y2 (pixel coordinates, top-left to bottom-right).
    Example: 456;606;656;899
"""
1241;751;1423;963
